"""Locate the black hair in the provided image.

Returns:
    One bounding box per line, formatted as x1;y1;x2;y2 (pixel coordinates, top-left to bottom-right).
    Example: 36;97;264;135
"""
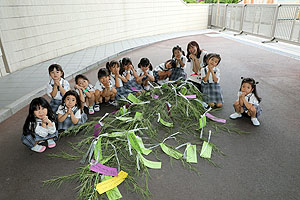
119;57;133;75
172;45;185;58
106;60;120;74
23;97;56;136
97;68;109;79
138;58;153;71
48;64;64;79
165;59;176;69
75;74;89;84
240;77;262;103
61;90;82;110
204;53;221;66
186;41;202;62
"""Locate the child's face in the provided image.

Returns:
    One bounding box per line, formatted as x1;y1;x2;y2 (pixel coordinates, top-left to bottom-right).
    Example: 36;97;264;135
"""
110;64;120;75
65;95;77;108
208;57;220;67
141;65;149;72
174;49;182;58
124;64;131;70
77;78;89;88
49;68;63;80
34;106;48;119
188;45;197;55
99;76;110;85
241;82;253;95
165;61;172;69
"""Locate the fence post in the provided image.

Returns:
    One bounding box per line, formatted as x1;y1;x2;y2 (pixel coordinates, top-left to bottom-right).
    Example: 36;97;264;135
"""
289;6;299;41
262;4;281;43
0;37;10;74
234;4;246;36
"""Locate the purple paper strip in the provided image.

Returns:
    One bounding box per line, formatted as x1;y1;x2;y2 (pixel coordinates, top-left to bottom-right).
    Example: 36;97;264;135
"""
185;95;196;99
90;161;118;177
131;87;140;92
94;124;102;137
205;113;226;123
153;95;159;99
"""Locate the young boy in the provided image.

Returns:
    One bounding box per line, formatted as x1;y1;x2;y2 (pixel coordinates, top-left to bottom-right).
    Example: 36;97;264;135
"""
94;68;117;110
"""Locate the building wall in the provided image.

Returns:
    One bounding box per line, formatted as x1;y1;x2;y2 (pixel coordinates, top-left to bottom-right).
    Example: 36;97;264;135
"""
0;0;209;75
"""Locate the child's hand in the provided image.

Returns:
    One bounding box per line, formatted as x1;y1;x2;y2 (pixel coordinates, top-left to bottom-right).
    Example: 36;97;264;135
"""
74;84;79;89
54;80;60;86
208;65;214;71
129;64;134;70
67;107;73;114
189;54;196;60
42;116;49;124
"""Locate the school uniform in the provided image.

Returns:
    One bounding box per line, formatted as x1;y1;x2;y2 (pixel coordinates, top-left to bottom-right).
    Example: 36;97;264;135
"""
56;105;87;130
110;74;131;99
122;69;143;91
153;63;170;82
237;92;262;117
21;119;58;149
75;84;95;107
170;56;187;81
185;51;207;85
47;78;70;113
200;66;224;104
94;80;113;92
136;68;154;84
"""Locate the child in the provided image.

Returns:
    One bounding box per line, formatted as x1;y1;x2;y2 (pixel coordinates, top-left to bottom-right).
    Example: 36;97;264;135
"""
153;59;176;84
106;60;131;100
136;58;155;91
120;57;143;92
170;45;187;81
21;97;58;153
94;68;117;107
200;53;223;108
185;41;207;91
74;74;96;114
57;90;88;131
47;64;70;113
230;77;262;126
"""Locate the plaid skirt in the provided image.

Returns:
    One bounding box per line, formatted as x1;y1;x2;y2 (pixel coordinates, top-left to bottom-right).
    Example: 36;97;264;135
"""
201;82;224;103
169;68;187;81
116;86;132;100
242;104;262;117
50;99;62;114
123;79;143;92
21;131;58;149
58;113;88;130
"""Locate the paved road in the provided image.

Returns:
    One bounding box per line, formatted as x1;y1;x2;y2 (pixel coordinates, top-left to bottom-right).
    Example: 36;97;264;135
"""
1;33;300;200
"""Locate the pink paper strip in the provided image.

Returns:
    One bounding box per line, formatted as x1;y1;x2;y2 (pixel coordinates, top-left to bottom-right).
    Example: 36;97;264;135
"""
94;124;101;137
185;95;196;99
90;161;118;177
205;113;226;123
153;95;159;99
131;87;140;92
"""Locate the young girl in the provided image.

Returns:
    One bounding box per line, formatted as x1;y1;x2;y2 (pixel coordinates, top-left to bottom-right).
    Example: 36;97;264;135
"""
74;74;96;114
94;68;117;107
47;64;70;113
120;57;143;92
21;97;58;153
185;41;207;91
106;60;131;100
153;59;176;84
136;58;155;91
57;90;88;131
170;45;187;81
200;53;223;108
230;77;262;126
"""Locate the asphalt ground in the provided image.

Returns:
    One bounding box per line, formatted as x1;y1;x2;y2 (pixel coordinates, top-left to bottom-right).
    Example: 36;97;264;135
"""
1;33;300;200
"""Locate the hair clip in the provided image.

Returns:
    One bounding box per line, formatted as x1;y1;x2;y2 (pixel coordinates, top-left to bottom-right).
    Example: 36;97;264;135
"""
241;77;244;79
255;81;259;84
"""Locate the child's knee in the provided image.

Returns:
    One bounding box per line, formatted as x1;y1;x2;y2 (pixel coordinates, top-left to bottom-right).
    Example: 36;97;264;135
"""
216;103;223;108
208;103;215;107
233;101;239;106
249;106;256;113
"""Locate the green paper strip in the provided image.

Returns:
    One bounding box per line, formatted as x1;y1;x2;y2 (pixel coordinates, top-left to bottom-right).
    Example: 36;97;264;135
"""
199;115;207;129
136;136;152;155
160;143;183;159
127;93;142;103
128;131;142;153
160;117;173;127
180;87;187;95
103;175;123;200
134;112;143;121
200;141;212;159
116;116;133;121
94;138;103;161
139;153;161;169
107;132;126;138
186;145;197;163
119;107;127;115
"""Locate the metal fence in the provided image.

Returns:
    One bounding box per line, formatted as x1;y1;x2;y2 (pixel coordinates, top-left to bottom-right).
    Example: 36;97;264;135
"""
210;4;300;44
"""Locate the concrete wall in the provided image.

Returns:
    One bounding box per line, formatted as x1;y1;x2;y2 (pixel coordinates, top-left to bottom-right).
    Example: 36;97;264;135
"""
0;0;209;76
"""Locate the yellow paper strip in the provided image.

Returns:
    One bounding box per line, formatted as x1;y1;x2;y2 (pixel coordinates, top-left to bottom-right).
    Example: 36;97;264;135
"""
96;170;128;195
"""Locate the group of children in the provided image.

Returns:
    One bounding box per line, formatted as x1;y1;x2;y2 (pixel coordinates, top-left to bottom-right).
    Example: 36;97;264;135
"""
21;41;262;153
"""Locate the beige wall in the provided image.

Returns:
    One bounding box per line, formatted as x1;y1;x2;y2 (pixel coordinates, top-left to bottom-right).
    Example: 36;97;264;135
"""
0;0;209;75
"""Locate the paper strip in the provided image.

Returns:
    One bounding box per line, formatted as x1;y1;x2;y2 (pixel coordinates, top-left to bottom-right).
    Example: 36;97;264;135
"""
128;131;142;153
130;87;141;92
136;136;152;155
94;138;102;161
94;124;102;137
186;145;197;163
180;87;187;95
116;116;133;121
90;162;118;177
199;115;207;129
134;112;143;120
119;106;127;115
139;153;162;169
200;141;212;159
205;113;226;123
96;170;128;195
159;115;173;127
160;143;183;159
102;176;122;200
185;95;196;99
127;93;142;103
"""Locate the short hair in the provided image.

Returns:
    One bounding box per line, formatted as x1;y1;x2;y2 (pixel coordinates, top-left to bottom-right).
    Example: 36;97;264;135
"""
75;74;89;84
97;68;109;79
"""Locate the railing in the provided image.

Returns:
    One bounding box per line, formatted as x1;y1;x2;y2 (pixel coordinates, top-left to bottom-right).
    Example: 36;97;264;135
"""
209;4;300;44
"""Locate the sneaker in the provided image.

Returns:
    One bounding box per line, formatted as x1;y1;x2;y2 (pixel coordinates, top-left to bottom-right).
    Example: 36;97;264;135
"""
47;139;56;148
251;118;260;126
89;106;95;115
94;104;100;112
31;144;46;153
230;112;242;119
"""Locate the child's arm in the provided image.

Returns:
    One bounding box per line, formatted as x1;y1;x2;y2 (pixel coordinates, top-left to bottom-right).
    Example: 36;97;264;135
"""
177;57;185;68
35;121;49;138
239;93;245;107
120;72;129;83
190;55;201;73
57;112;69;122
202;68;210;82
242;96;254;110
50;82;58;98
56;80;67;97
46;119;56;134
136;74;146;83
69;109;79;125
145;71;155;82
130;65;139;79
75;85;85;104
209;66;219;83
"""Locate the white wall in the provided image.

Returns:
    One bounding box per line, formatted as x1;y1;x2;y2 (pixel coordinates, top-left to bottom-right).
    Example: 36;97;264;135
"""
0;0;209;75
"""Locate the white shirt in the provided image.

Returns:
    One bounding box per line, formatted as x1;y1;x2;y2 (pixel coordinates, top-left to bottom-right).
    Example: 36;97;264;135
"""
154;63;169;72
110;74;123;88
47;78;70;100
94;80;113;91
237;92;259;105
34;118;56;138
200;66;220;84
122;69;135;81
136;68;153;77
173;56;187;68
56;105;81;119
185;51;207;84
